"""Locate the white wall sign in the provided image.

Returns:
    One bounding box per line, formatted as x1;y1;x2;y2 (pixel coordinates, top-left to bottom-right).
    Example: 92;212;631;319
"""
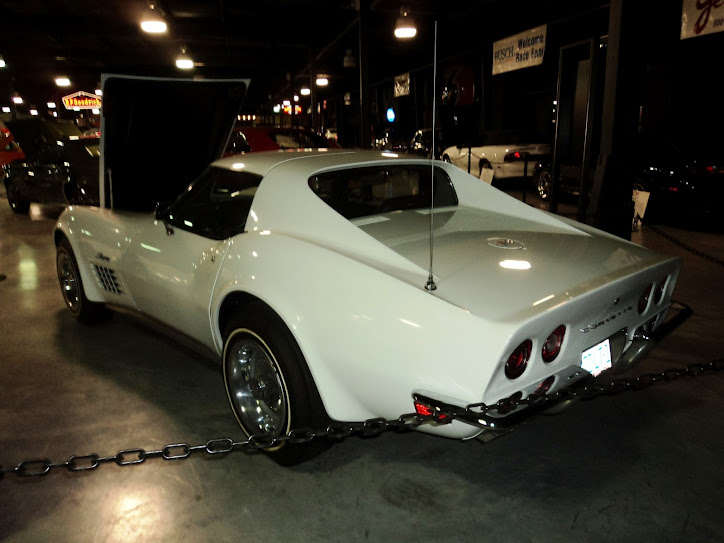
681;0;724;39
492;25;547;75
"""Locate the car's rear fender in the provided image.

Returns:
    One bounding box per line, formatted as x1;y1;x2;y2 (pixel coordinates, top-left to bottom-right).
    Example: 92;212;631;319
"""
212;231;514;427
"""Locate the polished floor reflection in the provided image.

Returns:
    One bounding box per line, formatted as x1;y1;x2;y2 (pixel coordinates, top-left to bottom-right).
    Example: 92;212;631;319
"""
1;191;723;543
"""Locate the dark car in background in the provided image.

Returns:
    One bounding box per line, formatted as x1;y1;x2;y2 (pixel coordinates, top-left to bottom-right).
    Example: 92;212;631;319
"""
3;118;100;213
408;128;444;159
224;125;340;155
629;135;724;229
534;133;724;230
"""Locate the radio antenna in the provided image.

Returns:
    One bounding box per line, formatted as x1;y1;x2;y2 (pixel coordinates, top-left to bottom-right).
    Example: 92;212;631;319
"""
425;20;438;292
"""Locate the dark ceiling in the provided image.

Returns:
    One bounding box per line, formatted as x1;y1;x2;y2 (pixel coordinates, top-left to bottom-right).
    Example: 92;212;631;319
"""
0;0;595;113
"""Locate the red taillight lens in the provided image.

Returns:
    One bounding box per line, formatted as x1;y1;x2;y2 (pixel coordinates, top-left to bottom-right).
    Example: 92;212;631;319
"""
638;283;653;314
654;277;667;304
505;339;532;379
413;401;448;421
536;376;556;395
542;325;566;362
504;151;528;162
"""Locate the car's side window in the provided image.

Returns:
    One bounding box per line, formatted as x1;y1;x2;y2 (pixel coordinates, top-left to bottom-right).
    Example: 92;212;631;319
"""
166;167;262;240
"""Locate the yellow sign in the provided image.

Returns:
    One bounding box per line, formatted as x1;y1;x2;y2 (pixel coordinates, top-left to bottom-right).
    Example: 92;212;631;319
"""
62;91;102;110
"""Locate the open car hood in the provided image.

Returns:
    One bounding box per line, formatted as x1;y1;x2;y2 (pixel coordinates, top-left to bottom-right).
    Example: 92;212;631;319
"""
100;74;249;211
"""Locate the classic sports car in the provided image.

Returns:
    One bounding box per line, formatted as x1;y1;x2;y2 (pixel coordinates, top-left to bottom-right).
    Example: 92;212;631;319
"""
53;76;686;464
223;125;340;156
3;118;100;213
442;130;551;183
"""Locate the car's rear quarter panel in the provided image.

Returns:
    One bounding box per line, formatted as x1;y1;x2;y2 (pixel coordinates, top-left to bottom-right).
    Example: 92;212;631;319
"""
213;231;514;437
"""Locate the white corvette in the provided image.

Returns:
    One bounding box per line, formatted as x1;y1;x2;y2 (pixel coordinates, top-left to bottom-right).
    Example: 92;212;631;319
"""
53;76;687;464
442;133;551;182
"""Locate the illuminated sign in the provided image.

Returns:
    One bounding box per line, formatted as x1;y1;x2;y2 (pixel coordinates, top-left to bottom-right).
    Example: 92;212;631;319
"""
62;91;102;110
394;73;410;97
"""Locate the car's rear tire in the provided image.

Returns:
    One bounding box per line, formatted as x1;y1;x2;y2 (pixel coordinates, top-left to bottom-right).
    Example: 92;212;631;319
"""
536;167;553;199
222;303;331;465
5;180;30;214
56;237;111;324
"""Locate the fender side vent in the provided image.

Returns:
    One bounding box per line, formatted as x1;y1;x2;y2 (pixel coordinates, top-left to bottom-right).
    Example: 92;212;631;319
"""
91;264;122;295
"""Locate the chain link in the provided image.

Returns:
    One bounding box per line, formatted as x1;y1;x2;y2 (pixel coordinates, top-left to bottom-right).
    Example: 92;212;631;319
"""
644;223;724;267
1;359;722;481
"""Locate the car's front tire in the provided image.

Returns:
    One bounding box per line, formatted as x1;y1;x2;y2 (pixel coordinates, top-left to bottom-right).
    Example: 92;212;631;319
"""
5;180;30;214
222;303;330;465
56;237;111;324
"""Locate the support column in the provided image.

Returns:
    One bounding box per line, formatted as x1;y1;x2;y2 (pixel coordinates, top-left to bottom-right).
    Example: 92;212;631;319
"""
358;0;370;148
589;0;646;240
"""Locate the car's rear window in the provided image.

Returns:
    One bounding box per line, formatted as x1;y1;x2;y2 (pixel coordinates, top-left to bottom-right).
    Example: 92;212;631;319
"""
308;164;457;219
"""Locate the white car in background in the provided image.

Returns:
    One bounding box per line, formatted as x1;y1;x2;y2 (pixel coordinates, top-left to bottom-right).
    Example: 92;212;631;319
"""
442;131;551;183
53;76;688;465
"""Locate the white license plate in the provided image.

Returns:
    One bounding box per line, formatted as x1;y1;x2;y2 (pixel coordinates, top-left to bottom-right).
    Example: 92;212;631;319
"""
581;339;612;377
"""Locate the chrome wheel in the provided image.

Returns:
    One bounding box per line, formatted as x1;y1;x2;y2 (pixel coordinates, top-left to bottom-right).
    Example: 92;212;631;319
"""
57;249;81;314
224;330;288;436
537;168;552;199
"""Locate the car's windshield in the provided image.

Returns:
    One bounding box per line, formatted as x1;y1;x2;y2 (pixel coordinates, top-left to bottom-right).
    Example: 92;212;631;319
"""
308;164;457;220
165;166;263;240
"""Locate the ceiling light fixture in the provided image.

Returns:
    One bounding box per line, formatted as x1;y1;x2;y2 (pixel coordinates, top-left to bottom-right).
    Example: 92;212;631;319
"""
394;5;417;39
12;93;23;104
55;76;71;87
300;87;311;96
0;54;6;68
315;75;329;86
140;3;167;34
175;46;194;70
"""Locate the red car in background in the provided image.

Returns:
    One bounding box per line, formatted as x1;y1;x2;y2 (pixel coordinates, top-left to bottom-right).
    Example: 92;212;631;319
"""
1;123;26;174
224;125;340;156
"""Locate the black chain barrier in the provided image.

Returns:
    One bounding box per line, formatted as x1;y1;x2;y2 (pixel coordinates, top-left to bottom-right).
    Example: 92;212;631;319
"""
644;223;724;267
1;359;722;480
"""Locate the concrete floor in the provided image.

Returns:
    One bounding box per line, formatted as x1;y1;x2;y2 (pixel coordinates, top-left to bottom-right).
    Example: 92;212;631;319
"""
0;186;723;543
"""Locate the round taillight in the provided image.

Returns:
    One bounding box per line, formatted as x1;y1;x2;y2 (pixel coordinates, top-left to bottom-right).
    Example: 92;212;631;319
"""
654;277;667;304
505;339;532;379
638;283;653;314
542;325;566;362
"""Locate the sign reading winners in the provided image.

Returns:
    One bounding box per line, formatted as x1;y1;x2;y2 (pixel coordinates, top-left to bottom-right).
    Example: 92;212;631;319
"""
492;25;546;75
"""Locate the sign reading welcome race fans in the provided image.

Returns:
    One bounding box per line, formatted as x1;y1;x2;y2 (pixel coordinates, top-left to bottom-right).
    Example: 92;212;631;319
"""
492;25;547;75
62;91;102;110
